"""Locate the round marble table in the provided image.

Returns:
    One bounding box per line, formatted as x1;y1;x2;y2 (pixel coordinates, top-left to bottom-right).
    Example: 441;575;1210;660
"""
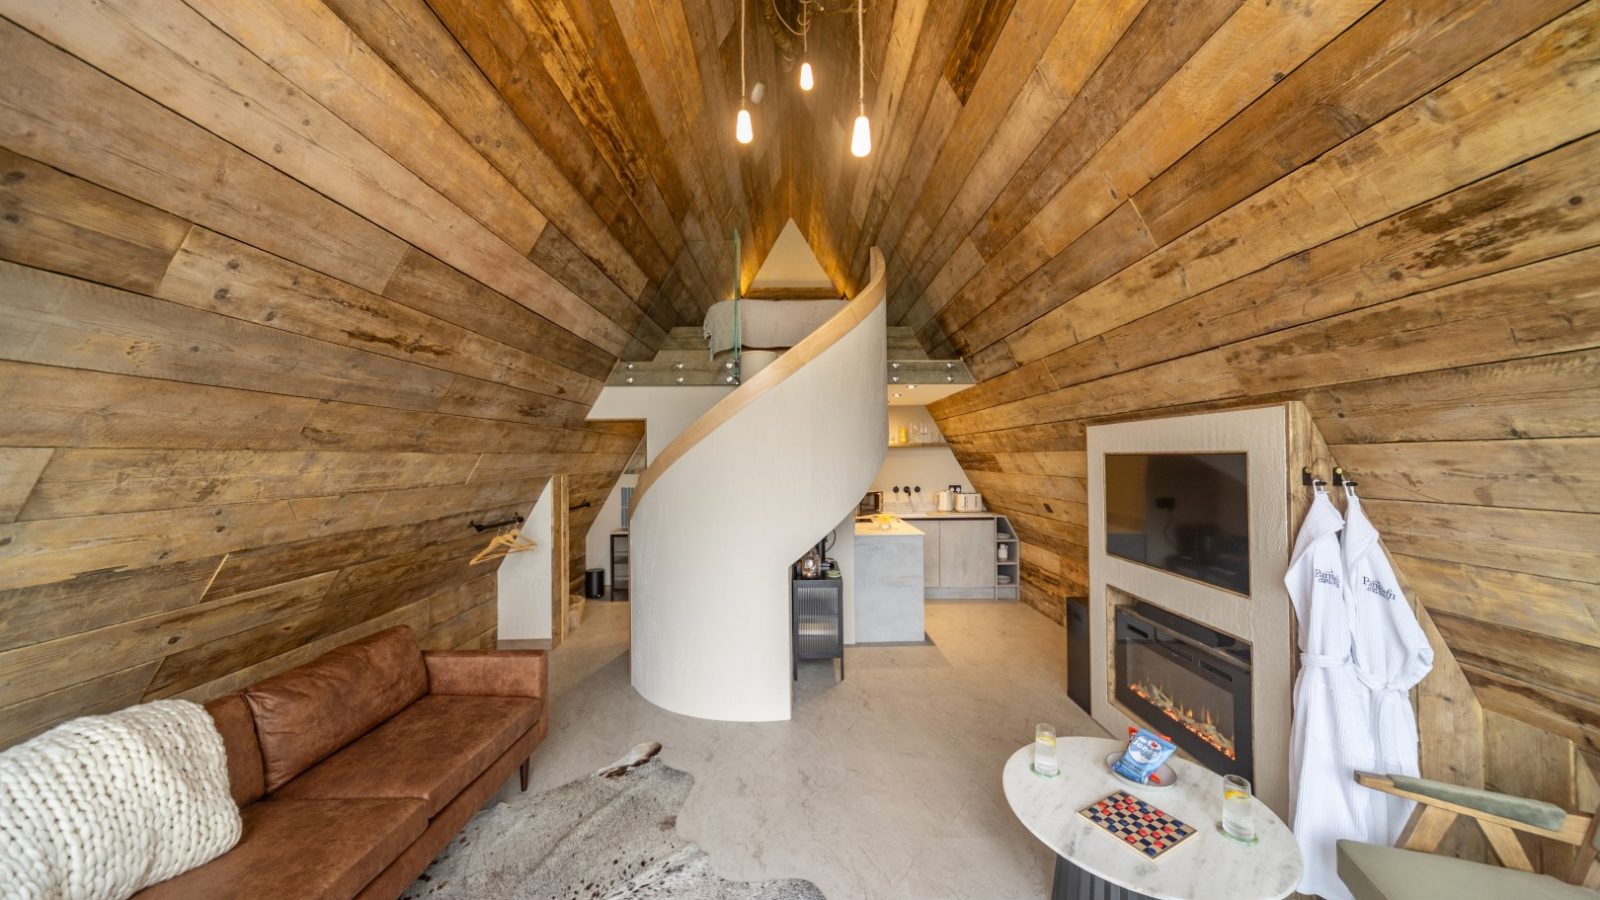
1003;737;1301;900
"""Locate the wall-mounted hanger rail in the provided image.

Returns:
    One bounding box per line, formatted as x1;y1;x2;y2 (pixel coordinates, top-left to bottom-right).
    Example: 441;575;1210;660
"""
471;514;524;533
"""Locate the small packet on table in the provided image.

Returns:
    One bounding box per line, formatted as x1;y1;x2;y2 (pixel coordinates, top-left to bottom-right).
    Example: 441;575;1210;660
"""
1113;728;1177;784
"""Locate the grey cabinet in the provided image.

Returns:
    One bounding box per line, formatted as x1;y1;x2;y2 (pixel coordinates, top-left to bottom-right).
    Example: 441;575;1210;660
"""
938;520;996;590
920;520;942;587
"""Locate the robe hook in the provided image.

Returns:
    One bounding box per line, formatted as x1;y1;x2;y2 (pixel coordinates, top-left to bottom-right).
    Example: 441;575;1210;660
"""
1332;467;1358;488
1301;466;1325;488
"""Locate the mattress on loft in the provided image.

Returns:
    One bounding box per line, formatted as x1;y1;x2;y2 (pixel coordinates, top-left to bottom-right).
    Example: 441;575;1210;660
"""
703;298;846;355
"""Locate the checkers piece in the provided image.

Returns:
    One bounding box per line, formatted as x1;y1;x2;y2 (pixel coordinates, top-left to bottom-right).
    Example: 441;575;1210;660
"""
1077;790;1196;859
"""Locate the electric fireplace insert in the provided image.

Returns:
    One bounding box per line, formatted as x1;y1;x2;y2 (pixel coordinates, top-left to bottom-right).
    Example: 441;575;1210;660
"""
1114;601;1253;781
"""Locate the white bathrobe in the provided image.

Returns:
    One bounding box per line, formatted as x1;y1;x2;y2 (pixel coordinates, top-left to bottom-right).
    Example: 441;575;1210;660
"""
1287;491;1373;900
1343;490;1434;844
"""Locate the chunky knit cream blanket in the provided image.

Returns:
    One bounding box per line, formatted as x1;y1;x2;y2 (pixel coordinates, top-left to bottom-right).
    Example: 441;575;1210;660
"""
0;700;242;900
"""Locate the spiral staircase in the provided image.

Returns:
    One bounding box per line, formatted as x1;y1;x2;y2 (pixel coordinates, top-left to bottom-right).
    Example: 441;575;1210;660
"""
625;249;888;721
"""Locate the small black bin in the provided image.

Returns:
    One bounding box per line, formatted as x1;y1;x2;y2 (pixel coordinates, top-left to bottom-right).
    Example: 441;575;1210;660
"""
584;568;606;600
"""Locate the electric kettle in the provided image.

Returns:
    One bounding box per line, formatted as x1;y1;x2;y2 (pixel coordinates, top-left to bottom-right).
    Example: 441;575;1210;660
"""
936;491;955;512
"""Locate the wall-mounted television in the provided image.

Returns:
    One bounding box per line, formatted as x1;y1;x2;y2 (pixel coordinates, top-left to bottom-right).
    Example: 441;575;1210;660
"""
1104;453;1250;594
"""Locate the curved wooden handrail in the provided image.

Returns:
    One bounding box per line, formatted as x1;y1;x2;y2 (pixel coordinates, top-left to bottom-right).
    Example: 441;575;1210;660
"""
633;248;887;510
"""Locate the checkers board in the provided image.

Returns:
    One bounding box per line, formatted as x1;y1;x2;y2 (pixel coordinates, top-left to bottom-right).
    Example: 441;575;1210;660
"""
1077;790;1196;859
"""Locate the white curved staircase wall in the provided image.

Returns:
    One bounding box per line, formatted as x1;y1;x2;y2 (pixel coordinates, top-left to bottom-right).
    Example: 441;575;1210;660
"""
629;251;888;721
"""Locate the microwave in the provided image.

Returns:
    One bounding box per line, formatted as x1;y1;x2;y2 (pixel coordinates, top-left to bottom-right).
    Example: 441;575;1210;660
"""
859;491;883;515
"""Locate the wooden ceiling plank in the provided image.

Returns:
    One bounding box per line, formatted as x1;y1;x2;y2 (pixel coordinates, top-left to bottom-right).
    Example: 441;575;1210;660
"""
15;449;481;521
970;0;1244;264
382;249;615;382
914;0;1375;342
186;0;549;256
326;0;648;300
1030;133;1600;397
0;448;52;525
0;554;220;650
840;0;967;289
0;148;614;400
0;149;191;296
1396;553;1600;650
1000;7;1600;368
891;0;1078;301
506;0;688;263
0;663;161;750
5;2;630;353
429;0;675;285
602;0;729;257
1134;0;1585;249
0;261;453;413
0;361;628;458
0;21;405;293
937;246;1600;437
1434;611;1600;706
888;69;1062;325
0;570;340;710
0;475;552;593
1332;438;1600;514
1304;350;1600;446
158;228;602;406
1364;499;1598;585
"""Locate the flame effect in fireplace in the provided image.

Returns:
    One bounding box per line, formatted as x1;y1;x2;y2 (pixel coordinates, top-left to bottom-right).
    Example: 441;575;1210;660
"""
1129;681;1236;760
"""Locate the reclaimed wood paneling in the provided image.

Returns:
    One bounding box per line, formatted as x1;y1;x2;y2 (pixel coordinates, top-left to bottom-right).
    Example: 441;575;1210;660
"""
0;0;709;746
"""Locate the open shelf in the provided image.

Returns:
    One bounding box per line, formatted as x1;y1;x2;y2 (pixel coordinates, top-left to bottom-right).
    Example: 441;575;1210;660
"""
887;442;950;449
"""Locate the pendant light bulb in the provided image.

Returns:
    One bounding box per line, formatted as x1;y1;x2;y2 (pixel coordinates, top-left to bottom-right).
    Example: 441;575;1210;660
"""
850;0;871;157
799;61;814;91
736;107;754;144
851;111;872;157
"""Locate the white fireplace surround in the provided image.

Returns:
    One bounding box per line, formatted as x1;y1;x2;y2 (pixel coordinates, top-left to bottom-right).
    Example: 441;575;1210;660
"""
1087;405;1295;815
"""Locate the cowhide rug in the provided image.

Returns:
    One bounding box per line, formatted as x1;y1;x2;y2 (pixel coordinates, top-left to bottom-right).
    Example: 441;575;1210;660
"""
402;743;826;900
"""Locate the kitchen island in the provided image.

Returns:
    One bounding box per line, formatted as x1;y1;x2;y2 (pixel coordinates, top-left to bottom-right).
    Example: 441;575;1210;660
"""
853;517;925;642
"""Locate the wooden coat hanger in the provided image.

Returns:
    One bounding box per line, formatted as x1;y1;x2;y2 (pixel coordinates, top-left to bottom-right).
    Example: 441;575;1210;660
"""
471;526;536;566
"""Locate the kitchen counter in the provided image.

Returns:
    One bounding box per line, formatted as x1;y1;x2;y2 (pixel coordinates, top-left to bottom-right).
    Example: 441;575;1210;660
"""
894;510;994;520
854;518;926;537
853;516;925;642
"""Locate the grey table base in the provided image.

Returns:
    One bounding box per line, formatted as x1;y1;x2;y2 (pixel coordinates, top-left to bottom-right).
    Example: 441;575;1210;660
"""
1053;855;1158;900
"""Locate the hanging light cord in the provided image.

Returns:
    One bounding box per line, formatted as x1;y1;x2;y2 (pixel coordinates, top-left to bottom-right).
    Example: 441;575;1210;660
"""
856;0;865;112
772;0;813;37
740;0;747;102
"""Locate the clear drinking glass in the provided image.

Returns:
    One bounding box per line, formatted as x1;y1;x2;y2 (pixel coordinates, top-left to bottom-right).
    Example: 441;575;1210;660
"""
1033;723;1059;777
1221;774;1256;843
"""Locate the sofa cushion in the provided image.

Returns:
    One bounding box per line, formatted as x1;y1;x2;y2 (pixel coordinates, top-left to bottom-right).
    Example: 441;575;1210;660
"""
425;649;547;698
1337;840;1595;900
245;626;429;792
133;798;426;900
204;693;264;807
271;694;541;817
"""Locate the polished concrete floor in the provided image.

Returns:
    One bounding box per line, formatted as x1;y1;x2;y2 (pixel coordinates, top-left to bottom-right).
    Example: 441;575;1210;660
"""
524;601;1106;900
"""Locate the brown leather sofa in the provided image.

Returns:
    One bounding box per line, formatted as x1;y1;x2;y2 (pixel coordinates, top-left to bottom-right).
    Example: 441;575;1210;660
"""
134;625;548;900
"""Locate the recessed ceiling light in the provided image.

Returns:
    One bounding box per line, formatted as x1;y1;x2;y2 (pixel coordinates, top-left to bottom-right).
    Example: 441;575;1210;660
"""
892;393;901;399
908;384;917;389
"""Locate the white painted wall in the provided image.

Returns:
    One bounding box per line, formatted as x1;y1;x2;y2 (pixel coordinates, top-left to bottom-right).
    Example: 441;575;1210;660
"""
875;406;972;514
629;258;887;722
497;480;554;640
584;386;731;578
588;386;732;465
584;473;636;590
